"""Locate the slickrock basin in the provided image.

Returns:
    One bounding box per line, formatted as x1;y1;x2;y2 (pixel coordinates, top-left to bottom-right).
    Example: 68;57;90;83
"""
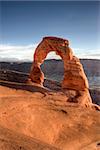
0;85;100;150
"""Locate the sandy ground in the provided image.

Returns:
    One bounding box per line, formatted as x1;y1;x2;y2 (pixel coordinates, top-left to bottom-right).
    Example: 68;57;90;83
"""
0;85;100;150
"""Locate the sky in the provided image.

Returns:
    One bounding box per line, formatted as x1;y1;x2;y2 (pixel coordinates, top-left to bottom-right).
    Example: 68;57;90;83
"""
0;1;100;61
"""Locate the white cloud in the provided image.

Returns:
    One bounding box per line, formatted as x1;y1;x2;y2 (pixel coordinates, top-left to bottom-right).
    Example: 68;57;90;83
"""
0;44;100;61
0;44;37;61
0;44;37;51
73;48;100;59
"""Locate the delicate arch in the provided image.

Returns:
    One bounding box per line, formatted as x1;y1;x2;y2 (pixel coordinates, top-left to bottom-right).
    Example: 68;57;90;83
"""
29;37;89;90
33;37;72;64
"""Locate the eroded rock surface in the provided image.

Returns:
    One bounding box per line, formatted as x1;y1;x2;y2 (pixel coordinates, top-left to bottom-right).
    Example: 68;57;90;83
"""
0;37;100;150
0;126;59;150
62;56;89;90
0;85;100;150
29;37;88;90
29;37;92;106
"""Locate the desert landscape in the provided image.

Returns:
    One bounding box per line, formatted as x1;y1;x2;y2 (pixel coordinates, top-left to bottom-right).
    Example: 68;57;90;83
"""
0;59;100;150
1;0;100;149
0;58;100;105
0;37;100;150
0;85;100;150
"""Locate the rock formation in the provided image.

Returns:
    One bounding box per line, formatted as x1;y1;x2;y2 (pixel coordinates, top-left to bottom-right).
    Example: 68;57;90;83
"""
29;36;92;106
0;85;100;150
0;36;99;149
29;37;88;90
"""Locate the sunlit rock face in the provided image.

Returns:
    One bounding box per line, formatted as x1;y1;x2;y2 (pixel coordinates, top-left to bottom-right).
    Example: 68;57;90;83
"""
29;36;89;91
62;56;89;90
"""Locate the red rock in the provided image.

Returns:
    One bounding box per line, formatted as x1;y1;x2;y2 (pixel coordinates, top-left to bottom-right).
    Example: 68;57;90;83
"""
62;56;89;90
0;85;99;150
29;36;88;91
29;62;44;85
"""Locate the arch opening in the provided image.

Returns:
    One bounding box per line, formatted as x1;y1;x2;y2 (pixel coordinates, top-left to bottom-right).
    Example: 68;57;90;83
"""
41;51;64;82
44;51;62;60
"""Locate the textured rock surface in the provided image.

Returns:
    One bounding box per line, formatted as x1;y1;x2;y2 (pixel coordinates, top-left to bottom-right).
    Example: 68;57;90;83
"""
29;37;72;85
62;56;89;90
0;126;59;150
29;37;89;91
29;36;92;106
0;37;99;149
29;62;44;85
0;85;100;150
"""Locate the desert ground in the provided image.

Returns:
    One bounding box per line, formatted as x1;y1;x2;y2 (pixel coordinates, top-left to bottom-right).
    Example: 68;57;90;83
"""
0;59;100;150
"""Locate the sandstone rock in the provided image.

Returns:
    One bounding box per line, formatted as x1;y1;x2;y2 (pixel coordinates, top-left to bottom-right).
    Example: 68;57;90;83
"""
62;56;89;90
29;37;88;91
29;62;44;85
29;36;73;86
0;126;59;150
0;36;99;150
0;85;100;150
28;36;92;107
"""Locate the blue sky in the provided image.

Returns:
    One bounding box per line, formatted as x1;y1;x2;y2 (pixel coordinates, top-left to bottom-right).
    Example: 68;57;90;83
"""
0;1;100;61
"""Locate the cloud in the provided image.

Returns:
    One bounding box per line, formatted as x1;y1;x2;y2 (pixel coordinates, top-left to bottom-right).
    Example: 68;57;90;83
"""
0;44;100;61
0;44;37;61
0;44;37;51
74;48;100;59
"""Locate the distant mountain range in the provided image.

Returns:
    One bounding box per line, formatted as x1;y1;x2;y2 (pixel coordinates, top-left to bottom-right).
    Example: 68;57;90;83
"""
0;59;100;90
0;58;100;81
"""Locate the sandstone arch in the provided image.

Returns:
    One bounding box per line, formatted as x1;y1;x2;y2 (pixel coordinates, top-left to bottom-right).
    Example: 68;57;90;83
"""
29;36;89;91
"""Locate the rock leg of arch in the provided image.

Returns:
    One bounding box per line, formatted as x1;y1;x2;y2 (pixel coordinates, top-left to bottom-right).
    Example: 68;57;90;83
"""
62;56;89;91
29;62;44;85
